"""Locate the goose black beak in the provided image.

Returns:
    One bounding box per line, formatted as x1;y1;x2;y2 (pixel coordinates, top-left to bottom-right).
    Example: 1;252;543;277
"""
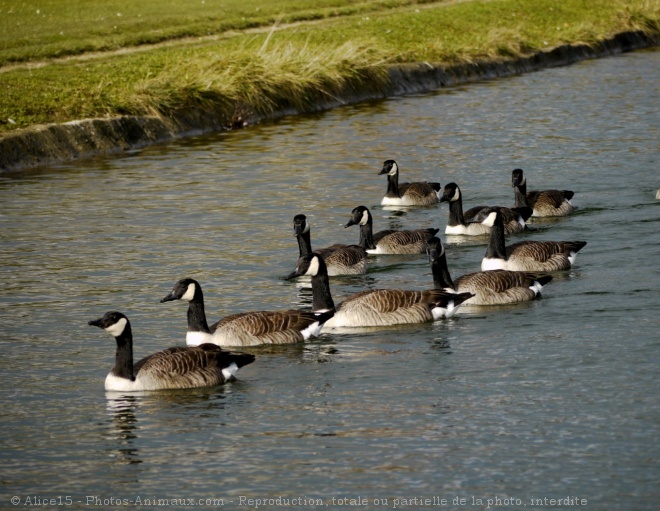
160;292;177;303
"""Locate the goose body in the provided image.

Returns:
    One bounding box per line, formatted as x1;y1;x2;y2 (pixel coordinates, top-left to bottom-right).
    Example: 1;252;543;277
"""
426;237;552;305
512;168;575;217
379;160;441;206
440;182;532;235
293;214;367;276
345;205;439;254
473;207;587;272
161;279;334;347
89;311;254;391
285;253;473;327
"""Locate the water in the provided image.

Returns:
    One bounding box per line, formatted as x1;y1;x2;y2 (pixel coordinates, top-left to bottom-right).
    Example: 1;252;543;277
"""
1;49;658;510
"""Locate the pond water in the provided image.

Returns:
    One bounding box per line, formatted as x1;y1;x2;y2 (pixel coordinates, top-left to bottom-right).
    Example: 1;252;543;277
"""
1;49;658;510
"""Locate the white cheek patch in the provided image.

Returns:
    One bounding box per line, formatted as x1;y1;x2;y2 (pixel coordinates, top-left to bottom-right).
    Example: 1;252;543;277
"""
222;362;239;380
451;188;460;202
359;210;369;225
105;317;127;337
302;221;310;234
306;256;320;277
301;321;323;340
482;212;497;227
181;283;196;301
529;282;544;295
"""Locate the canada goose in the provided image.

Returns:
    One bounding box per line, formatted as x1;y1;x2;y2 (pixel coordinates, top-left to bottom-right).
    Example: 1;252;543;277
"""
285;253;473;327
512;168;575;217
88;311;255;391
293;214;367;276
379;159;441;206
472;207;587;272
161;278;334;347
426;237;553;305
345;205;439;254
439;182;532;235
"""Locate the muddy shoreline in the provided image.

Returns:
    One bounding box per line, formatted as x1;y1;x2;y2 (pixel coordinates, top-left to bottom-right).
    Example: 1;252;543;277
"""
0;31;656;172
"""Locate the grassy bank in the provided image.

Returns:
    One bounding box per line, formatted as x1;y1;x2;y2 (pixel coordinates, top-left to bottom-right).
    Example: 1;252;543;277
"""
0;0;658;133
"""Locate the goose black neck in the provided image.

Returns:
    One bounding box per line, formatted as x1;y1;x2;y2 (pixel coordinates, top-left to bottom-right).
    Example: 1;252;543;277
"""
187;292;211;334
310;269;335;312
357;223;376;250
513;182;528;208
385;172;401;198
431;252;456;290
113;324;135;381
485;215;507;260
448;196;467;226
296;230;313;257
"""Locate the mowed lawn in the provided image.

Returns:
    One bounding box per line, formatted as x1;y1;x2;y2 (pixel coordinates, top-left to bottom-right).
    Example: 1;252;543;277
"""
0;0;657;132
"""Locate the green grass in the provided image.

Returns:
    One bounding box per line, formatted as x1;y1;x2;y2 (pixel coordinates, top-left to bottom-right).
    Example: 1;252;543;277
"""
0;0;657;133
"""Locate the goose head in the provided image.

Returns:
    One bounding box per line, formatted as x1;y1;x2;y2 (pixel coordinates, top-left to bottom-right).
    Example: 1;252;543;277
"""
88;311;129;338
344;205;372;228
440;182;461;203
161;278;201;303
468;206;501;227
293;214;310;236
378;159;399;176
285;253;325;280
425;236;446;263
511;168;526;188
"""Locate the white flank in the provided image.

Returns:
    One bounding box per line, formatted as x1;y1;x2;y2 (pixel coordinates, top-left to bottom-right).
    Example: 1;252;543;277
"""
105;317;127;337
381;196;405;206
517;216;526;228
445;224;468;235
568;251;578;266
105;372;140;392
482;257;505;271
222;362;239;380
186;331;213;346
181;283;196;301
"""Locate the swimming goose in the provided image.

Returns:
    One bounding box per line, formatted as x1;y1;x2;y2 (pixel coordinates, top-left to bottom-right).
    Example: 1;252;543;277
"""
293;214;368;276
161;278;335;347
345;205;439;254
512;168;575;217
472;207;587;272
285;253;473;327
379;159;441;206
426;237;553;305
88;311;255;391
440;182;532;235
